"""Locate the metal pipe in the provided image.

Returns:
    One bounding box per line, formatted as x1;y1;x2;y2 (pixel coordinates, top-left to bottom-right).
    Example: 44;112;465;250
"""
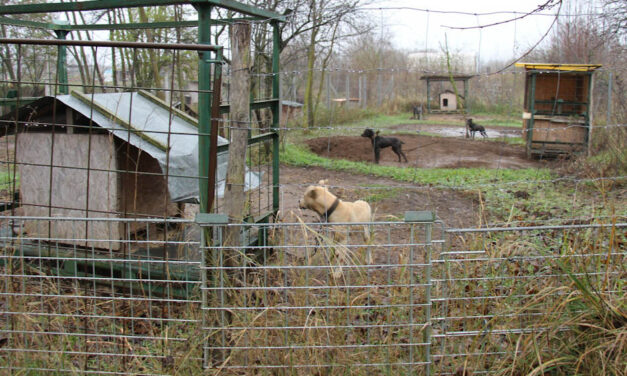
0;37;220;51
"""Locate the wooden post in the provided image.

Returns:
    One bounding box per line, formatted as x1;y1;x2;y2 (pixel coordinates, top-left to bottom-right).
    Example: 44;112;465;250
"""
224;21;251;250
345;72;350;106
606;71;612;125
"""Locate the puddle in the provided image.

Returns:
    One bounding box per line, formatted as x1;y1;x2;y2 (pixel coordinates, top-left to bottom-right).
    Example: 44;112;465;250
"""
392;124;521;139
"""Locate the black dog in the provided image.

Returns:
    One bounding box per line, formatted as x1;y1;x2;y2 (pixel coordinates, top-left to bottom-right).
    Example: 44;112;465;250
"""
466;118;487;139
361;128;408;164
412;105;423;120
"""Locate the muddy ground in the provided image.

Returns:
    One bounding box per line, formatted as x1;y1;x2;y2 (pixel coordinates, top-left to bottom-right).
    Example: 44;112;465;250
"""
279;122;554;228
305;131;546;169
277;165;482;229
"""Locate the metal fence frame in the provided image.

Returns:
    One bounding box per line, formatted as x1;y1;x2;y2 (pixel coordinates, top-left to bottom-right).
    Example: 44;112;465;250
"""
1;214;625;374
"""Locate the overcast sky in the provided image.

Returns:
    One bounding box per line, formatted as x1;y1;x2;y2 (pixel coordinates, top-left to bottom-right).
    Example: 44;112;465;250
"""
364;0;588;63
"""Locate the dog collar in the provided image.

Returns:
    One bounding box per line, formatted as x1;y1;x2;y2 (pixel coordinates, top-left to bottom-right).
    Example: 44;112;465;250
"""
321;198;340;222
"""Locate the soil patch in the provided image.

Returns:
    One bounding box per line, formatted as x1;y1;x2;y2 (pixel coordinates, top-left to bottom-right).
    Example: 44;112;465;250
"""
305;134;546;169
278;165;480;229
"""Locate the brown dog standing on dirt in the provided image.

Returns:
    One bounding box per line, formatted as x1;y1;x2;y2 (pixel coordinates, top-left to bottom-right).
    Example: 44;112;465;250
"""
298;180;372;241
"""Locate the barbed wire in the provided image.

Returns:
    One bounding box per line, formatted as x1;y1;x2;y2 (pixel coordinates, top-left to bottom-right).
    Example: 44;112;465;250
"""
2;65;620;86
1;118;625;134
0;4;607;26
356;5;603;18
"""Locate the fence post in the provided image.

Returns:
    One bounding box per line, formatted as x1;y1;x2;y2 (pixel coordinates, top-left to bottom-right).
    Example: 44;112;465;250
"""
196;213;229;368
326;69;331;109
346;71;350;104
607;70;612;125
358;74;362;107
377;68;382;107
53;24;70;95
405;211;435;375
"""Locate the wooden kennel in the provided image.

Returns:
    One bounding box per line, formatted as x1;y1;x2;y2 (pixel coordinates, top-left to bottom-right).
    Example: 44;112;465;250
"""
516;63;601;157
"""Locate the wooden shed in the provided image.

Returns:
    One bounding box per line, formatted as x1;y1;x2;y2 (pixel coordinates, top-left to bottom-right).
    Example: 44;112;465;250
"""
2;90;260;251
516;63;601;157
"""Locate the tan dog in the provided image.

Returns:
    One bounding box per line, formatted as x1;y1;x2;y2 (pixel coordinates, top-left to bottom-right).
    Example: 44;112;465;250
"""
298;180;372;241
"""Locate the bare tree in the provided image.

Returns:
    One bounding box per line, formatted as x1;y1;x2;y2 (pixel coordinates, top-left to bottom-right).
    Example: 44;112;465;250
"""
0;5;53;97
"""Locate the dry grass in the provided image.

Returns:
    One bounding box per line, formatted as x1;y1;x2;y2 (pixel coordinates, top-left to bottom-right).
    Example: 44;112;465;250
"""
1;212;624;375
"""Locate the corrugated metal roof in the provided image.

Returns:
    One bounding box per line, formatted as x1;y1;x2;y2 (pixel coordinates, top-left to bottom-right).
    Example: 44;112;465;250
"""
56;90;260;203
515;63;602;72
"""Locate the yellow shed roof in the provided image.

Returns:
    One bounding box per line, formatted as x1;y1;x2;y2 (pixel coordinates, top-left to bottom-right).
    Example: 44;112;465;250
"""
515;63;602;72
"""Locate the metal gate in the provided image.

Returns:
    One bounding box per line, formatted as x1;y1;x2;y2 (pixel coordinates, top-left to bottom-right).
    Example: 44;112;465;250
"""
198;211;444;374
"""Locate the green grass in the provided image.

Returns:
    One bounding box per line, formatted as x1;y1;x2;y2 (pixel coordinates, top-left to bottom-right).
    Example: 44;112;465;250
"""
280;143;552;189
0;170;18;191
280;142;623;224
359;184;403;203
491;136;525;146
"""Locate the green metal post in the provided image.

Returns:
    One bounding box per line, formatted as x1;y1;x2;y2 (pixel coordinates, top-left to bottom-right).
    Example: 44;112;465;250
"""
585;72;593;151
426;79;431;113
404;211;435;375
271;21;280;215
464;79;469;114
196;4;212;214
196;7;214;365
53;28;69;95
527;73;536;158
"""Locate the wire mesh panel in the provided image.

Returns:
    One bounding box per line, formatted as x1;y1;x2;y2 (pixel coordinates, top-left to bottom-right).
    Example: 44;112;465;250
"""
431;223;626;375
0;216;203;374
199;214;443;374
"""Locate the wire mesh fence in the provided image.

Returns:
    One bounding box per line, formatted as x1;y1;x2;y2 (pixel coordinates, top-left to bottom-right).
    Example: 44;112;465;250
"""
0;216;202;375
432;222;626;375
1;214;625;374
198;214;443;373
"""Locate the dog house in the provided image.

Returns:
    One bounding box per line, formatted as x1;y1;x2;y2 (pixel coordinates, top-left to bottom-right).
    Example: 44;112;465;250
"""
439;90;457;111
280;100;303;126
420;74;473;113
1;90;261;250
516;63;601;157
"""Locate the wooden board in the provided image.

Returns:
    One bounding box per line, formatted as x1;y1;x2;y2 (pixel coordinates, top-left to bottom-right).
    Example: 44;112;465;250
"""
17;133;122;250
529;119;587;144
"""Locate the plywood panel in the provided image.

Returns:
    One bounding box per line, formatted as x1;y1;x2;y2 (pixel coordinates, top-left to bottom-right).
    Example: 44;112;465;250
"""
117;141;179;237
534;74;589;115
530;119;587;144
17;133;121;250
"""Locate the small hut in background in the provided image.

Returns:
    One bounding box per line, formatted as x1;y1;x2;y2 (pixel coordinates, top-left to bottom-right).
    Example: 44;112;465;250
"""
280;100;303;126
516;63;601;157
420;74;473;113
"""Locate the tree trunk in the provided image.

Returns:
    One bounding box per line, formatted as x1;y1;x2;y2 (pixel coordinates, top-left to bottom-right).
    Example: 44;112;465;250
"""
138;7;164;99
223;22;251;256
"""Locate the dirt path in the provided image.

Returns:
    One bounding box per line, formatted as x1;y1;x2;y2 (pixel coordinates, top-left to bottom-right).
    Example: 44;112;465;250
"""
278;165;481;228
